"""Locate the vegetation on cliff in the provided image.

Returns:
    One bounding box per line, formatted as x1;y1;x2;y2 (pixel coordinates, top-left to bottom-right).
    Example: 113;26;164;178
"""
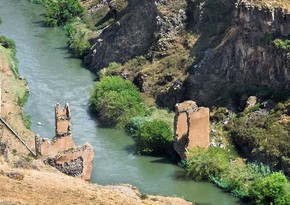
30;0;290;203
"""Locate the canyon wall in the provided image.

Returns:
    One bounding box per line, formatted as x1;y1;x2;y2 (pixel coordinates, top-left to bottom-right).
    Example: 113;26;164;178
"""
185;0;290;105
85;0;157;72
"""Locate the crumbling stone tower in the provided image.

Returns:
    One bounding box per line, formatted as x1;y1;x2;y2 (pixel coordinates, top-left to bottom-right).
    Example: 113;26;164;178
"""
174;101;209;159
55;103;72;137
35;103;94;181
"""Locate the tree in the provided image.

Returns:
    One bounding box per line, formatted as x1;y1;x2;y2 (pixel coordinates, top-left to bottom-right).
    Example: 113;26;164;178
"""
249;172;290;205
44;0;84;26
89;76;145;128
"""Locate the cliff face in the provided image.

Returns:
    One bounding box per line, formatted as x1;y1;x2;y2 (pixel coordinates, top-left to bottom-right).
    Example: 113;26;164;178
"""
185;0;290;105
84;0;290;107
85;0;157;72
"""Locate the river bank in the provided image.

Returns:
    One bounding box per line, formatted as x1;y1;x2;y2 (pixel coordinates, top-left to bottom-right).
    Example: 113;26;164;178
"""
0;0;242;204
0;33;193;205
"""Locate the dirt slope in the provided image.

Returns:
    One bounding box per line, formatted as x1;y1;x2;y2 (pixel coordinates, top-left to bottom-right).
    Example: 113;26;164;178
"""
0;45;192;205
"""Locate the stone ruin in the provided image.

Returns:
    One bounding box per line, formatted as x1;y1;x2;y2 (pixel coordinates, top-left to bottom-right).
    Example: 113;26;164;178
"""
174;101;210;159
35;103;94;181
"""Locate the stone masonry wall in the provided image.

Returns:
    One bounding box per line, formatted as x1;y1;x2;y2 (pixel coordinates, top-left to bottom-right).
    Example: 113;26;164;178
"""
35;103;75;156
174;101;209;159
35;103;94;181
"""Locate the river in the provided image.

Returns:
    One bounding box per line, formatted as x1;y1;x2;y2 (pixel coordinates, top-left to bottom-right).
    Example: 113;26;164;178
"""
0;1;242;204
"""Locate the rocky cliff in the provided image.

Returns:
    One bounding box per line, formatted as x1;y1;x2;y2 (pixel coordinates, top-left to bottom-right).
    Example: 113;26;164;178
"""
85;0;157;71
84;0;290;108
185;0;290;105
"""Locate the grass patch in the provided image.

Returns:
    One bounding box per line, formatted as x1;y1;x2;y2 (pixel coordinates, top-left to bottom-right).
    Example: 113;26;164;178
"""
0;38;18;78
21;113;32;130
18;90;29;107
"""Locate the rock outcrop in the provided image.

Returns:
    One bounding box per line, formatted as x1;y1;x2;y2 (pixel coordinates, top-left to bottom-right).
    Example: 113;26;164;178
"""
85;0;157;71
185;0;290;105
35;103;94;181
174;101;209;159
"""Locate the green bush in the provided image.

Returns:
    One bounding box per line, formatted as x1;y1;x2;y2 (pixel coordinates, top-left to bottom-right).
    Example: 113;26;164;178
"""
134;119;173;155
230;109;290;174
44;0;84;27
211;162;272;198
272;38;290;51
185;147;230;181
89;76;145;128
249;172;290;205
64;20;91;57
125;116;147;136
0;35;16;51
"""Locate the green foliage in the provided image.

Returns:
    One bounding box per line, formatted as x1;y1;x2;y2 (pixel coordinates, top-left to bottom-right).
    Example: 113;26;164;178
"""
125;116;147;136
30;0;43;4
185;147;230;181
0;35;16;51
211;162;272;198
64;19;91;57
89;76;145;128
272;38;290;51
22;113;32;130
247;103;261;113
44;0;84;27
134;119;173;155
18;91;29;107
249;172;290;205
0;36;18;77
211;107;229;122
230;108;290;173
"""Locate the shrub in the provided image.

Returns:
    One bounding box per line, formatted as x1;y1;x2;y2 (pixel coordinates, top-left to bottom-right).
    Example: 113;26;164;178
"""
272;38;290;51
125;116;147;136
64;20;91;57
134;119;173;155
89;76;145;128
249;172;290;205
44;0;84;27
0;35;16;51
185;147;230;181
211;162;272;198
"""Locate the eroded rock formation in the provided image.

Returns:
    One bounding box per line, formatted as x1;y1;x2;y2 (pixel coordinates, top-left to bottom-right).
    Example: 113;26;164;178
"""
185;0;290;105
35;103;94;181
174;101;209;159
85;0;157;71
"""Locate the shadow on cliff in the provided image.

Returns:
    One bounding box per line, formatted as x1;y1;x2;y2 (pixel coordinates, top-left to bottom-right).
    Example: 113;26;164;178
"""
155;0;234;109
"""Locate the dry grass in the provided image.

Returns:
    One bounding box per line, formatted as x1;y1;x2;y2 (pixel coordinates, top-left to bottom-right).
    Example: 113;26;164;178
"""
244;0;290;11
0;163;192;205
0;46;35;151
